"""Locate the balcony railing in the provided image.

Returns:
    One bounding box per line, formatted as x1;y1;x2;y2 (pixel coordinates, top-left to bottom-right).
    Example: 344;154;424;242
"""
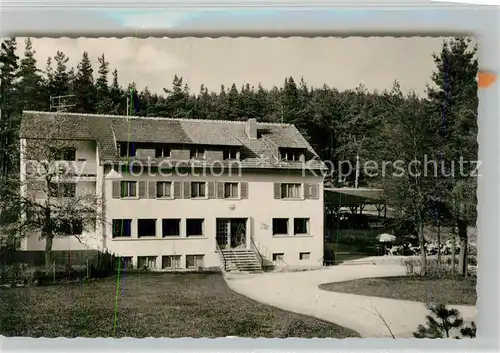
25;160;97;179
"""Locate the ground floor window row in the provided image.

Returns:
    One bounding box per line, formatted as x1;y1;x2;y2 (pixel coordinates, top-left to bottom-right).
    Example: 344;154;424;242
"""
112;218;204;238
118;254;205;270
112;217;312;239
272;252;311;262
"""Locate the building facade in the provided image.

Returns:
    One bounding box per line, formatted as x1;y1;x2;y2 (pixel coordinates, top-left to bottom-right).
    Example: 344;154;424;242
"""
19;111;326;271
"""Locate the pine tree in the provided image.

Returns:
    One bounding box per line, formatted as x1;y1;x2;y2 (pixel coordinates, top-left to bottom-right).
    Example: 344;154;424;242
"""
52;51;70;98
109;68;125;115
18;38;44;111
0;38;20;179
227;83;240;120
427;37;478;276
414;303;464;338
74;51;96;113
95;54;113;114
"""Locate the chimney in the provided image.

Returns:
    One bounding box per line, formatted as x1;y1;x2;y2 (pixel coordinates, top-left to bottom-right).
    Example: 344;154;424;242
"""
246;118;258;139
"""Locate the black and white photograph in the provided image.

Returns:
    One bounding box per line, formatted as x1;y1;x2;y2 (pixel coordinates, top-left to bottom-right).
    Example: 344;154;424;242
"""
0;36;477;339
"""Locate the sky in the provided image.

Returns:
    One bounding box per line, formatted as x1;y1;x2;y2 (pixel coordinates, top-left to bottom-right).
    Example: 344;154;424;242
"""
19;37;455;96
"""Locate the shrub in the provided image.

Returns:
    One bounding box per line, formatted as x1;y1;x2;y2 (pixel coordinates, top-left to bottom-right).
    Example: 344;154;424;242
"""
414;303;463;338
414;304;476;339
0;263;37;286
402;258;455;279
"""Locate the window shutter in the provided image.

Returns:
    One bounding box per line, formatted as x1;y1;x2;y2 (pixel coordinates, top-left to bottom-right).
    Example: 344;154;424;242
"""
303;183;311;199
112;181;120;198
148;181;156;198
208;182;215;198
173;181;181;199
138;181;146;198
274;183;281;199
183;182;191;199
216;182;224;199
240;182;248;199
310;183;319;199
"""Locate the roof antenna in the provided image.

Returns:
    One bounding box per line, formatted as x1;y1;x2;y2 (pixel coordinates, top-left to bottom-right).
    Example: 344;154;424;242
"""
50;95;75;112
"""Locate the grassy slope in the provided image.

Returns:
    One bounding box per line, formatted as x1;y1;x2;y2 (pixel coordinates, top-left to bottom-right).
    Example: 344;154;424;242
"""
1;273;360;338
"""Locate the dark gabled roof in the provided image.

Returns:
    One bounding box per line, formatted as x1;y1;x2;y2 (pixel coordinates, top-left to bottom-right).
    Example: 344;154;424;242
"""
20;111;326;170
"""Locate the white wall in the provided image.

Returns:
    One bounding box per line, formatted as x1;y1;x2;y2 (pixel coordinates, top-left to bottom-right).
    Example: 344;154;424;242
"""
21;140;100;252
21;139;325;269
104;169;324;268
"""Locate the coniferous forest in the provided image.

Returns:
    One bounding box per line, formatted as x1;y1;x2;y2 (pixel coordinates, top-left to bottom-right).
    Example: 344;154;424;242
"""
0;37;478;273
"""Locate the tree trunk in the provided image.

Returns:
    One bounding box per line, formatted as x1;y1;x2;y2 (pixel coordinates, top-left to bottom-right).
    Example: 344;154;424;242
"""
451;229;457;273
45;233;54;274
355;155;360;189
436;217;441;266
418;220;427;275
457;220;468;276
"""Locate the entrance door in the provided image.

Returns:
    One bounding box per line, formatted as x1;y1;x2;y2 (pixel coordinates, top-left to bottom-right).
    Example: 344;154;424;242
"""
216;218;247;249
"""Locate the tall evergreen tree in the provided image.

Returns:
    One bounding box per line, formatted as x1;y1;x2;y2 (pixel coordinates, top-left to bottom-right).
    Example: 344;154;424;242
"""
95;53;113;114
18;38;44;111
427;37;478;275
74;51;96;113
0;38;20;179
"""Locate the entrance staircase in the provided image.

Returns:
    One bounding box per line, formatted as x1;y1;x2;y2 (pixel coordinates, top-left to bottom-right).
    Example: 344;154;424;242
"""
219;248;263;273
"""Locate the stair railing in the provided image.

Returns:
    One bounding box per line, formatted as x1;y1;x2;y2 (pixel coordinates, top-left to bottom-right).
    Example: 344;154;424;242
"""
251;237;289;270
249;235;264;269
216;242;228;272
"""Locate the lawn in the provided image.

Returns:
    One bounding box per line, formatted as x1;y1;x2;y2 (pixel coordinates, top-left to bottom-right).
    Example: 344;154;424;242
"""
319;276;476;306
0;273;360;338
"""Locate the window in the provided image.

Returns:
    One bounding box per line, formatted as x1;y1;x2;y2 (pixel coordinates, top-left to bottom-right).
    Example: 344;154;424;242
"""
59;219;83;235
112;219;132;238
223;147;238;160
186;255;204;269
280;148;302;161
120;181;137;198
155;145;171;158
118;256;134;269
190;147;205;159
191;182;206;198
162;219;181;237
156;181;172;198
118;142;136;157
299;252;311;260
138;219;157;237
48;182;76;197
272;253;284;262
186;219;204;237
137;256;157;269
272;218;289;235
280;183;302;199
224;182;239;199
49;147;76;161
162;255;181;269
294;218;310;235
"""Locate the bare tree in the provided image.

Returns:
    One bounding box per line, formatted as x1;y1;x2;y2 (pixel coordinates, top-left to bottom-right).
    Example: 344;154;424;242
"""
0;115;104;272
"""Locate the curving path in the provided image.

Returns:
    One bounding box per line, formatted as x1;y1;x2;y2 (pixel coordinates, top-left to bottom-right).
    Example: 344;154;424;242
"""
225;264;477;338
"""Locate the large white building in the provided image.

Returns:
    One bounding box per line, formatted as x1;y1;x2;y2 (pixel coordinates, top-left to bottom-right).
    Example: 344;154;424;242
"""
19;111;326;272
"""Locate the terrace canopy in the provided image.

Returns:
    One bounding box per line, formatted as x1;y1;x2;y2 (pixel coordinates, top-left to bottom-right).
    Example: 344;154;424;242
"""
324;187;387;217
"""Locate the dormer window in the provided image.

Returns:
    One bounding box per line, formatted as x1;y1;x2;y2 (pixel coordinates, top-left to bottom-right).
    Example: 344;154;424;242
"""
190;147;205;159
118;142;136;157
223;147;239;160
280;148;303;162
155;145;171;158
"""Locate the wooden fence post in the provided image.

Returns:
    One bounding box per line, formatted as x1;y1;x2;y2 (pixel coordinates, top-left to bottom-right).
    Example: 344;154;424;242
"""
52;261;56;283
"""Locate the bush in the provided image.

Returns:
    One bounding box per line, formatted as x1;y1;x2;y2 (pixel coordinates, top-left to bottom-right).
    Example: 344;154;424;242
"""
402;258;455;279
414;303;476;339
0;263;37;286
